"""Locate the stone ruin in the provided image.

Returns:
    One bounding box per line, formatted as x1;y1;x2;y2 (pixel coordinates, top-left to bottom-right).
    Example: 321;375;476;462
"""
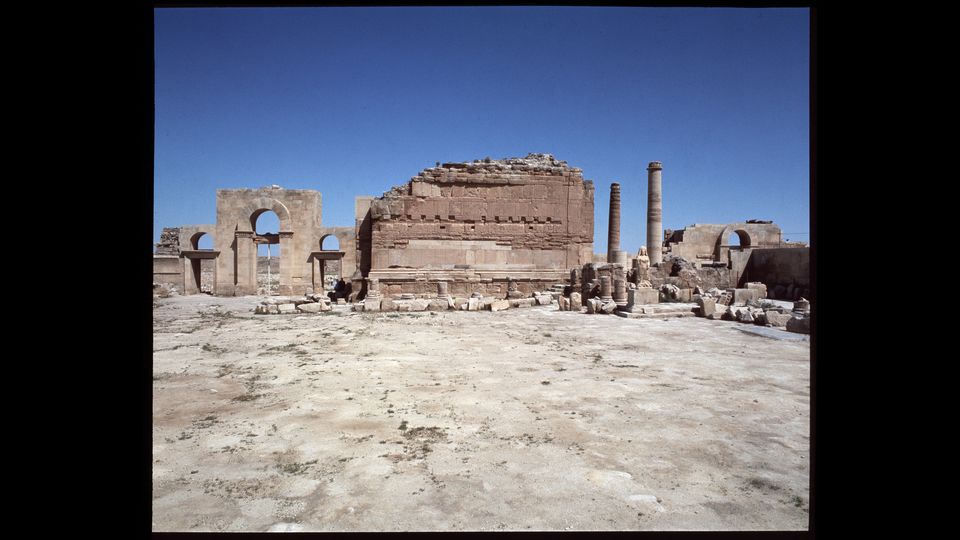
154;154;810;334
365;153;594;297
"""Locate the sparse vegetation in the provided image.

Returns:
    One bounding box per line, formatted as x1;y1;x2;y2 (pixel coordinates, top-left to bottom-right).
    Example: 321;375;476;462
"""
202;343;227;354
276;459;317;475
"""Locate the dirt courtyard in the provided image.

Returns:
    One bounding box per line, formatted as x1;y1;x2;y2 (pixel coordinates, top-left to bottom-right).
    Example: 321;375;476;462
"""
152;295;810;532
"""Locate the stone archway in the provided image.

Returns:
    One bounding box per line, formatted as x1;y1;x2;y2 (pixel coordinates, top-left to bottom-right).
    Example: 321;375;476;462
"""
214;189;321;297
715;225;753;262
234;199;296;295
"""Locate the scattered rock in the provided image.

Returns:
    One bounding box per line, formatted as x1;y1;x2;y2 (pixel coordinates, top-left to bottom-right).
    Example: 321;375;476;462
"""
297;303;326;313
696;296;716;318
765;311;792;327
786;315;810;334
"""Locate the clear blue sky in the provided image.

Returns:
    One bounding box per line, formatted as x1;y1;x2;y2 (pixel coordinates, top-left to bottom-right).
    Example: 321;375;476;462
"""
155;6;809;255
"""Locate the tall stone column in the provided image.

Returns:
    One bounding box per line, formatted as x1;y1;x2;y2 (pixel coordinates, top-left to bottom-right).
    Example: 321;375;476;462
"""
607;182;621;263
646;161;663;266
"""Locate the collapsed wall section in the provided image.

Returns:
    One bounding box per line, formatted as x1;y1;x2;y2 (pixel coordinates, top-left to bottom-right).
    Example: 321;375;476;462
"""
367;153;594;296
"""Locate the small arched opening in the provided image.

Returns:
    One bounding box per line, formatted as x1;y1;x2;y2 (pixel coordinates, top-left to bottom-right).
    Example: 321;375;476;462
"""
191;232;214;250
252;210;281;295
187;232;215;293
316;234;344;293
728;229;751;248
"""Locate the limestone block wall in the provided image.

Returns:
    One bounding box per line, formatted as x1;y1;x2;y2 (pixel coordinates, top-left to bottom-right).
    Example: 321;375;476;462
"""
366;154;594;294
153;256;182;290
214;188;322;296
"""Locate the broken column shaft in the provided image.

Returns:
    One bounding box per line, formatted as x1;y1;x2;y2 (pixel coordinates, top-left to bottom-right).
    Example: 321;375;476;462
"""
607;182;621;263
647;161;663;266
599;275;613;302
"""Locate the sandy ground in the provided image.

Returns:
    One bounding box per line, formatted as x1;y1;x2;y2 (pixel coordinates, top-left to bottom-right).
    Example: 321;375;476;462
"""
152;294;810;532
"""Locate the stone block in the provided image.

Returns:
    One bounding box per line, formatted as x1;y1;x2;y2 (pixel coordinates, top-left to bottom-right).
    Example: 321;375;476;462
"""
695;297;716;318
337;298;346;305
278;303;297;314
352;303;365;312
559;296;569;311
660;284;680;301
427;300;447;311
510;298;536;308
677;288;693;303
267;304;279;314
746;282;768;299
726;288;758;306
535;294;552;305
467;297;480;311
380;297;397;311
409;299;431;311
627;288;659;308
364;298;382;312
569;292;582;310
490;299;510;311
786;316;810;334
297;303;325;313
600;300;617;314
765;311;792;327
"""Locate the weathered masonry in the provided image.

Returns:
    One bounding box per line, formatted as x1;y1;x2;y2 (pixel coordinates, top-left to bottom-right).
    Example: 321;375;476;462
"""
364;153;595;297
662;220;785;267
